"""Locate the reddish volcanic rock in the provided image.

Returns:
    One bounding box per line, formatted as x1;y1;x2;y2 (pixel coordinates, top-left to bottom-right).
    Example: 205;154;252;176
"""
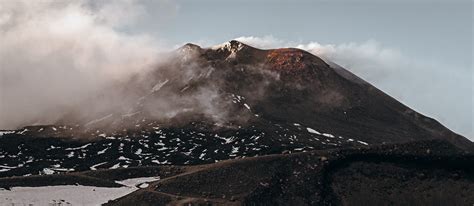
266;48;326;72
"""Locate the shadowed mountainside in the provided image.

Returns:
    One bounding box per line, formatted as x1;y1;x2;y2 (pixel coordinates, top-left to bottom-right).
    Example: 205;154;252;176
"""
0;40;473;205
2;140;472;205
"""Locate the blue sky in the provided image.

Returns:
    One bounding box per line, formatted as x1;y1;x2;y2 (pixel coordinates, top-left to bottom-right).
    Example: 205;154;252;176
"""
134;0;471;68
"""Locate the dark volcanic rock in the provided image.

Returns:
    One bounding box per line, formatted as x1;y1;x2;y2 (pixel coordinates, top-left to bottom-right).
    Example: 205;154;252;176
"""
0;41;473;205
1;40;473;177
1;40;472;177
5;140;470;206
100;140;473;205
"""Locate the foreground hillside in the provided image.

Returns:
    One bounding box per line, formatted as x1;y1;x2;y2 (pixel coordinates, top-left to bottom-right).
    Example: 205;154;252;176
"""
1;140;473;205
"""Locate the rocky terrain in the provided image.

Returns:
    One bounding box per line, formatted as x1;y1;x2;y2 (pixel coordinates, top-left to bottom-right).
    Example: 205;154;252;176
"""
0;41;473;205
1;140;472;205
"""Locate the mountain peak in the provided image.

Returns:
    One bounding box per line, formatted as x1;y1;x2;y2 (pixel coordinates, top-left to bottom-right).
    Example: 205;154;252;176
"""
179;43;202;51
211;40;246;51
206;40;260;61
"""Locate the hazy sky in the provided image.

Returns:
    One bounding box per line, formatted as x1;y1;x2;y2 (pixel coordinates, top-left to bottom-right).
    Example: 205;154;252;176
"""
1;0;472;139
126;0;473;139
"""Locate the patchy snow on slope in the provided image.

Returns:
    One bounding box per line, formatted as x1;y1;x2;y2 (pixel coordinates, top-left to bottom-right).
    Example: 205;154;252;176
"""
42;168;55;175
306;127;321;135
232;146;239;153
138;183;149;188
151;79;169;92
51;168;74;172
357;140;369;145
66;152;74;158
0;165;17;169
110;163;120;169
97;147;108;155
0;176;159;206
115;176;160;187
0;185;132;206
118;156;130;161
65;143;91;151
90;162;107;171
17;128;28;135
322;133;335;138
211;41;232;50
0;130;15;136
211;41;244;59
214;134;236;144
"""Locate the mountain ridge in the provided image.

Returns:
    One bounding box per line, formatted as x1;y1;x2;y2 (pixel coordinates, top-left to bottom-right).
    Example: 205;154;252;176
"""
1;40;473;205
0;40;472;178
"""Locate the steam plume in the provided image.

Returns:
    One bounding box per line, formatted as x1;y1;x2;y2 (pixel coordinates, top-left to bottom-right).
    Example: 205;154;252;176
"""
0;0;162;129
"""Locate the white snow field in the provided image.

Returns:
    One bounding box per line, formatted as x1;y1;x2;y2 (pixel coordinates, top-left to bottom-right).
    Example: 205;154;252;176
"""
0;176;159;206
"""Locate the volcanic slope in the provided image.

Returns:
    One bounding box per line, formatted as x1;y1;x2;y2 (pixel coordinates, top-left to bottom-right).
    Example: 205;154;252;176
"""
0;40;472;178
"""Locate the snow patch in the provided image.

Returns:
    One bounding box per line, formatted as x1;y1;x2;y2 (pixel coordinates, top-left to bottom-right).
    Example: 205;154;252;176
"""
322;133;335;138
115;176;160;187
42;168;55;175
17;129;29;135
357;140;369;145
306;128;321;135
0;168;11;172
0;130;15;136
0;176;157;206
211;41;231;50
151;79;169;92
97;148;108;155
65;143;91;151
110;163;120;169
0;165;17;169
90;162;107;170
210;41;244;59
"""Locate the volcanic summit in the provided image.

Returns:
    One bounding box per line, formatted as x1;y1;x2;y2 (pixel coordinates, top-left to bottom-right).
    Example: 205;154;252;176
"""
0;41;473;205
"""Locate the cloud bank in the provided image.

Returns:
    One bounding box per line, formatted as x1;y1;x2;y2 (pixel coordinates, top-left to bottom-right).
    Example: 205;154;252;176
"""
236;36;473;139
0;0;245;130
0;0;164;129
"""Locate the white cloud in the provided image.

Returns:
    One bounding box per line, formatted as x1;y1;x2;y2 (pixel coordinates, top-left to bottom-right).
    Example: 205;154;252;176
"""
0;0;244;130
235;36;289;49
0;0;165;129
236;36;473;139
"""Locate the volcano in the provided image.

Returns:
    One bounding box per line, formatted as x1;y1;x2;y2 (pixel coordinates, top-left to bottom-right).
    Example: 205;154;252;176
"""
0;41;473;205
